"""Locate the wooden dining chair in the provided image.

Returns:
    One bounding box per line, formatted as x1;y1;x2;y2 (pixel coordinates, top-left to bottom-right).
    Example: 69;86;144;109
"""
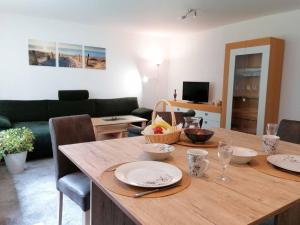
277;119;300;144
259;120;300;225
49;114;96;225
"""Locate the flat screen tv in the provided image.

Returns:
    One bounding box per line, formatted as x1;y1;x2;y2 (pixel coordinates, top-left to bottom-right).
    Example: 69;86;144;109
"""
182;81;209;103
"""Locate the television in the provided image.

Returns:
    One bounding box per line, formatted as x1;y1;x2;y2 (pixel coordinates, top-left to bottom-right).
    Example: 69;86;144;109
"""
182;81;209;103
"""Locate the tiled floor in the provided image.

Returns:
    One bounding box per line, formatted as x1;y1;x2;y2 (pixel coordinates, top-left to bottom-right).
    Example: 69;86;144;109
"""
0;159;81;225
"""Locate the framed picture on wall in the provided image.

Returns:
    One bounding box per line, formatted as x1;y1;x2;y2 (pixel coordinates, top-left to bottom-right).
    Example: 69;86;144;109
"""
84;46;106;70
28;39;56;67
58;43;83;68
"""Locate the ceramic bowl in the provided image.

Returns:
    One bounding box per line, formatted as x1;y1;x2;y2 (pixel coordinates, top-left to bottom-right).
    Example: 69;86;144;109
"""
231;146;258;164
142;144;175;161
184;128;214;143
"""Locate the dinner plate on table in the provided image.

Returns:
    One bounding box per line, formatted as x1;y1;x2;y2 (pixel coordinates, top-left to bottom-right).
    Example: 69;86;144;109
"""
114;161;182;188
267;154;300;173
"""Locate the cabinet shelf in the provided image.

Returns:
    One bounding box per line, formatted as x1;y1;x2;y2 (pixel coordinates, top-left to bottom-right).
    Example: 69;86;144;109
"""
233;96;259;99
235;68;261;77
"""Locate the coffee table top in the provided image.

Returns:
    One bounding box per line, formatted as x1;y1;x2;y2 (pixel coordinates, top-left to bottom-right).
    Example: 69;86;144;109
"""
92;115;147;126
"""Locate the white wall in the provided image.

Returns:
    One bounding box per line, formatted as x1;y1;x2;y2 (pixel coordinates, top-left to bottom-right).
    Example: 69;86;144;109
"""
0;13;170;108
168;9;300;121
2;10;300;119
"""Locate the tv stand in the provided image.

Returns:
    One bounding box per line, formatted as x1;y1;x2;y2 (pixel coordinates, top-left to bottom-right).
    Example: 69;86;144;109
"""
163;100;222;129
165;100;221;113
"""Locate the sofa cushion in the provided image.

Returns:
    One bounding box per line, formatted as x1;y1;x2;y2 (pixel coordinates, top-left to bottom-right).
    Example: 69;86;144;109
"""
58;90;89;101
0;115;12;129
48;100;95;118
0;100;49;122
13;121;52;159
94;97;138;117
131;107;153;121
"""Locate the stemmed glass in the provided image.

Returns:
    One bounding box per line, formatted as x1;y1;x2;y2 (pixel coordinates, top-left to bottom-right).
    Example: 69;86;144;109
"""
266;123;278;135
216;141;233;183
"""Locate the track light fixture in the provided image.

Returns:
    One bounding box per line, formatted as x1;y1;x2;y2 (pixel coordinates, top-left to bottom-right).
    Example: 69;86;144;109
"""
180;9;197;20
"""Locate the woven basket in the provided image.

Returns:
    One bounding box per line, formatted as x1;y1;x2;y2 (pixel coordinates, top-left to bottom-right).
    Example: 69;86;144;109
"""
142;99;181;144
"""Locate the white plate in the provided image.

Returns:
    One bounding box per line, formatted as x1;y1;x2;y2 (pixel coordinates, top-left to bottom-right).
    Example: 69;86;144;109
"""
267;154;300;173
114;161;182;188
231;146;258;164
142;144;175;161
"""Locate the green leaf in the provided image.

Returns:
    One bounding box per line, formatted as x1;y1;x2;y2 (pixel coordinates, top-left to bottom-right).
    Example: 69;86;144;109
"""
0;127;35;158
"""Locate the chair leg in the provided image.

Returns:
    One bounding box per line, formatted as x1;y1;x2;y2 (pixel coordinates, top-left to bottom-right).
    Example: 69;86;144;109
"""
57;191;63;225
83;210;90;225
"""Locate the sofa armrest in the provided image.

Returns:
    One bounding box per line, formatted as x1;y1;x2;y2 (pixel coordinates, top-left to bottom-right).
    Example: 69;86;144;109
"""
131;107;153;121
0;115;12;130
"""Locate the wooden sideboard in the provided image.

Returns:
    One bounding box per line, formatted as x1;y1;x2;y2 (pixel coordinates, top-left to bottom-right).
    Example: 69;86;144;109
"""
163;100;222;129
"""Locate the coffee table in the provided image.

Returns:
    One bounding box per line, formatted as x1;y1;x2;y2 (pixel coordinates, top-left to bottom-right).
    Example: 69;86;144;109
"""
92;115;147;140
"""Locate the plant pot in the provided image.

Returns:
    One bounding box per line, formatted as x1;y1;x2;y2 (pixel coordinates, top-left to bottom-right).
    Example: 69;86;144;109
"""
4;151;27;174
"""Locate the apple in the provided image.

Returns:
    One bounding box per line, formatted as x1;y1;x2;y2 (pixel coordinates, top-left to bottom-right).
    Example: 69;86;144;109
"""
153;126;163;134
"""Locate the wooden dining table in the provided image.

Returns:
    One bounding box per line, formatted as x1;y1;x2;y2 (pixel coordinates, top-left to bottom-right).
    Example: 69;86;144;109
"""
59;128;300;225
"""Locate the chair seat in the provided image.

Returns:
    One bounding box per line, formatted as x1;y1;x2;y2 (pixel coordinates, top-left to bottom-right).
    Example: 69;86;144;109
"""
58;172;90;211
128;126;143;137
260;217;275;225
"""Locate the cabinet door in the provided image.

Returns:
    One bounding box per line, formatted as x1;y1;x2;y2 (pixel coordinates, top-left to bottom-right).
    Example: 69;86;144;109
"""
166;105;188;113
226;45;270;135
202;119;220;129
195;110;221;122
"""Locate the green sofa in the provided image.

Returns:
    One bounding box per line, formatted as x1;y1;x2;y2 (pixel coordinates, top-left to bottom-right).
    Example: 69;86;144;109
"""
0;97;152;160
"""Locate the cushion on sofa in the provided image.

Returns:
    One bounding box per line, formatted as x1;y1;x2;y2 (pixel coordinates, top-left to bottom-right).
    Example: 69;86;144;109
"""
58;90;89;101
48;100;95;118
131;107;153;121
13;121;52;160
0;100;49;122
94;97;139;117
0;115;12;129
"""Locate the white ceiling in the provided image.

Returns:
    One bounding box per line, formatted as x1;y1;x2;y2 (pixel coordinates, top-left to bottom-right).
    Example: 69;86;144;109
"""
1;0;300;35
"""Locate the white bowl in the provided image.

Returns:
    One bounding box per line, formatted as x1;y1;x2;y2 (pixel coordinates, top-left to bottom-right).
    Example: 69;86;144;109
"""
142;144;175;161
231;146;258;164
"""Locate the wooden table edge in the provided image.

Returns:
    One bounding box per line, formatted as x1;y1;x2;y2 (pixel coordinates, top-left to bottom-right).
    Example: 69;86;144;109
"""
59;144;143;225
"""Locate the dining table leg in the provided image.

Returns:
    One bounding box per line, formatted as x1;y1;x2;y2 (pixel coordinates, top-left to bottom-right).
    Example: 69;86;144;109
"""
91;182;140;225
276;202;300;225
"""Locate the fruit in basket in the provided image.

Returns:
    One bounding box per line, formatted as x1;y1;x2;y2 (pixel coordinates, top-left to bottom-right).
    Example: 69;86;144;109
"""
153;126;164;134
142;115;182;135
152;120;171;130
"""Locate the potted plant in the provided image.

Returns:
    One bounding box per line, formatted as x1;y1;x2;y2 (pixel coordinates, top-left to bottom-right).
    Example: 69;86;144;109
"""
0;127;34;174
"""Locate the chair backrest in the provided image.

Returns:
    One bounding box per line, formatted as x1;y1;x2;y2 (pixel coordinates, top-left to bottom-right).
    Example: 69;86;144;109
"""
277;119;300;144
49;115;96;183
157;110;196;125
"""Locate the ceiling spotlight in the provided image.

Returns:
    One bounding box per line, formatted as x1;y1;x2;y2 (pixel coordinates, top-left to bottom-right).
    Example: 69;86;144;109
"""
180;9;197;20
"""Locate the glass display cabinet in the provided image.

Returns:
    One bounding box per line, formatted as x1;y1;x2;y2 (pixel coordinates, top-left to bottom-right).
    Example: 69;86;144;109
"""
221;38;285;135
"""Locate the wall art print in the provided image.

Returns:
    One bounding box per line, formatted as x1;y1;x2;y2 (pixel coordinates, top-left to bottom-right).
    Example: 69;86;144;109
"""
58;43;83;68
28;39;56;67
84;46;106;70
28;39;106;70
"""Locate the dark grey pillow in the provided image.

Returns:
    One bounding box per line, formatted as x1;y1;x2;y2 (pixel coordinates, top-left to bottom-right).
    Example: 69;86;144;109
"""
58;90;89;101
0;115;12;129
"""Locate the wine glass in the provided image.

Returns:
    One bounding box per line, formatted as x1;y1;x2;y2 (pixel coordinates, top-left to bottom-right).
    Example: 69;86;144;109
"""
216;141;233;183
266;123;278;135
